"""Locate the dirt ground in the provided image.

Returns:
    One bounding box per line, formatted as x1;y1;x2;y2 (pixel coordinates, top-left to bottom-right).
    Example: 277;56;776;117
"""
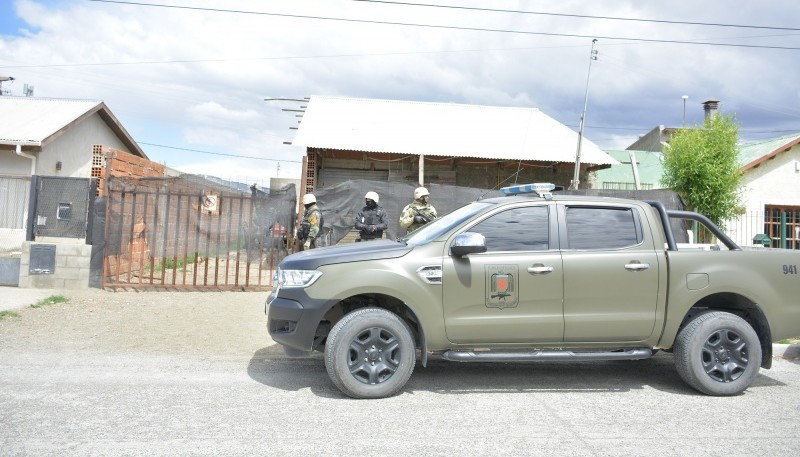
0;288;274;357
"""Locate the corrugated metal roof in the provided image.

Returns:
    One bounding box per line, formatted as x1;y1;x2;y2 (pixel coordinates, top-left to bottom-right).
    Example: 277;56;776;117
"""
292;96;619;165
595;150;665;187
0;96;102;145
738;132;800;170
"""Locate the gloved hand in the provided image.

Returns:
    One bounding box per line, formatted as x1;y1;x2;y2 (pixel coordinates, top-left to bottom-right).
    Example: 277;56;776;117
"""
414;215;425;223
303;240;311;249
369;225;376;233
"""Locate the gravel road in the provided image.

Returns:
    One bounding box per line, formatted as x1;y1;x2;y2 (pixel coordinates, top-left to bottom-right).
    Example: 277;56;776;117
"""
2;289;800;456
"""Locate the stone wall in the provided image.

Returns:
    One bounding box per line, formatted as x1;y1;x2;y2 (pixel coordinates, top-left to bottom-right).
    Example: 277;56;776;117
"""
18;239;91;290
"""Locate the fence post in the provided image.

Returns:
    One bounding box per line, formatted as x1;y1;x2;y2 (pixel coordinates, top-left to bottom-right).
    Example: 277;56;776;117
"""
25;176;39;241
781;211;787;249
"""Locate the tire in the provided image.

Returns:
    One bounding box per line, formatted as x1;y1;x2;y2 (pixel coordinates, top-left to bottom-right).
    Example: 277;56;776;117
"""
324;308;416;399
674;311;762;396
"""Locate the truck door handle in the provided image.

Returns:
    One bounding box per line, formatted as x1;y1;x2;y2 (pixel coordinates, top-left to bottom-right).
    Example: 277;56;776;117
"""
625;262;650;271
527;264;554;274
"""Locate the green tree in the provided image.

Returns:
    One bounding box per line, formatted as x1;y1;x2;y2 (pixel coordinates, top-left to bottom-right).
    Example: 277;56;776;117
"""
661;113;743;228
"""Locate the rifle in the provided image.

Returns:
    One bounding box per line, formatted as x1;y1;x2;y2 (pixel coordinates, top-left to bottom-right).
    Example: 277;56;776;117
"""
411;206;434;223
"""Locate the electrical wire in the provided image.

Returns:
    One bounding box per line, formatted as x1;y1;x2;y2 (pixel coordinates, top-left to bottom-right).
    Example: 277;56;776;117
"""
137;142;304;162
351;0;800;32
84;0;800;51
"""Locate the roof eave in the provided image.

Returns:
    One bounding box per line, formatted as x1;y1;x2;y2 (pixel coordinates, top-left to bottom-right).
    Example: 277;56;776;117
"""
741;136;800;171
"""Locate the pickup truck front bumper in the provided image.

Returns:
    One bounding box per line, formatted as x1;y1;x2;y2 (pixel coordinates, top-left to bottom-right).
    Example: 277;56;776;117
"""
267;294;335;356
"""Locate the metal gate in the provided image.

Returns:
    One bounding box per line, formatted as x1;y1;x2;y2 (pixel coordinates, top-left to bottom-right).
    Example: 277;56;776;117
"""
102;177;296;290
0;175;31;286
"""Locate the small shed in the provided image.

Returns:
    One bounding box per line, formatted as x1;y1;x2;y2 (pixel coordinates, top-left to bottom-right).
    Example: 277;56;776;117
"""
291;95;618;193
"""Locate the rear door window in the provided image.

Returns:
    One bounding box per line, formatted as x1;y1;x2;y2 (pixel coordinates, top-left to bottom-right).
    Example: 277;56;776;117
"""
565;206;642;250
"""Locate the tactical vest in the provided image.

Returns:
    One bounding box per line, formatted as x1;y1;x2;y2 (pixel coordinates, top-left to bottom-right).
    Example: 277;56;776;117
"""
299;208;324;240
359;207;385;239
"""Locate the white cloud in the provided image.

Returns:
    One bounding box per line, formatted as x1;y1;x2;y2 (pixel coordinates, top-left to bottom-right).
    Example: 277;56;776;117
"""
3;0;800;185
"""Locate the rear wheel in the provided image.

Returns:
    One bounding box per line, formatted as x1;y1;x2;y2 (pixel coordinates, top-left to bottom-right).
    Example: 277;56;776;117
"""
325;308;415;399
674;311;761;396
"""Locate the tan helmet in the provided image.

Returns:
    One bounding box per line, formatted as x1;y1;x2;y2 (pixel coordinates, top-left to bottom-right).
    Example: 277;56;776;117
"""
414;187;430;200
302;193;316;205
365;191;379;203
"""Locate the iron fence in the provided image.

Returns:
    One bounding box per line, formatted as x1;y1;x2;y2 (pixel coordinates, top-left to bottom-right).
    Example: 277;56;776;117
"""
103;176;296;290
723;211;800;249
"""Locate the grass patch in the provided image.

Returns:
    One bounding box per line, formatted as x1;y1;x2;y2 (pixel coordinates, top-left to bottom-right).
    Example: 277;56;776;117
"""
146;253;200;274
0;310;21;320
778;337;800;344
30;294;69;309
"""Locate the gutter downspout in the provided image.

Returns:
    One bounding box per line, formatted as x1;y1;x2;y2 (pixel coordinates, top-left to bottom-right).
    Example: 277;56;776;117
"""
15;143;37;175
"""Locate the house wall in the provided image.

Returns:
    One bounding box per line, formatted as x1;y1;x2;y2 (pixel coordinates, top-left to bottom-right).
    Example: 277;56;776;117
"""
2;153;33;176
740;145;800;213
722;144;800;247
37;114;130;178
626;126;665;152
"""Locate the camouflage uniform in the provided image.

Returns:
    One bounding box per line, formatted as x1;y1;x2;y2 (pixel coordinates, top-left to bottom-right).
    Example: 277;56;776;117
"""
299;203;323;250
399;201;437;233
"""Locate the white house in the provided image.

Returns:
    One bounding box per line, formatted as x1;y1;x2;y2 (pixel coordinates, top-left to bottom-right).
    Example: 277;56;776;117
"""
0;96;146;178
0;96;146;287
726;133;800;248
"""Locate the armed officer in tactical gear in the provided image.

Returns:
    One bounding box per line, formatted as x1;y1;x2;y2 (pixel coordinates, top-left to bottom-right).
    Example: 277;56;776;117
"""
298;193;323;250
355;191;388;241
399;186;437;234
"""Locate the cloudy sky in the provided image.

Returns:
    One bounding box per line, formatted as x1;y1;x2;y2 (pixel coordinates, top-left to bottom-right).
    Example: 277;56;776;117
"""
2;0;799;187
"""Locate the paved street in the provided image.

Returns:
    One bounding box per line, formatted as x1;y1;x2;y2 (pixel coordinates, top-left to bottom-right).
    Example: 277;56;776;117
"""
1;289;800;456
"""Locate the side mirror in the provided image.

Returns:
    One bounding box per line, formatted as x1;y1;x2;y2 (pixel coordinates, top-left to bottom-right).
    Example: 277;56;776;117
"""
450;232;487;257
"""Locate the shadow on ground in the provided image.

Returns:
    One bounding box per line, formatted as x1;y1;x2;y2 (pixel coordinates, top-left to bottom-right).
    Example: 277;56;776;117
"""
247;348;787;398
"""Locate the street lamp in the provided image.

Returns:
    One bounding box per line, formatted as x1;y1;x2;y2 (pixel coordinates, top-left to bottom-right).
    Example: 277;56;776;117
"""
682;95;688;126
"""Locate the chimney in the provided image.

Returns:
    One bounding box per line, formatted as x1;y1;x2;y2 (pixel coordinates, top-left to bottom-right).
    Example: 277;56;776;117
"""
703;100;720;119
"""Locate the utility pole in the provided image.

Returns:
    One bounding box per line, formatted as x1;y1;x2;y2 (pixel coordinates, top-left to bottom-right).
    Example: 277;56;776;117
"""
569;39;598;190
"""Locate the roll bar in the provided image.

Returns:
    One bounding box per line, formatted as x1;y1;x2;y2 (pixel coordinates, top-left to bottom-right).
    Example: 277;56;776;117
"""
645;201;741;251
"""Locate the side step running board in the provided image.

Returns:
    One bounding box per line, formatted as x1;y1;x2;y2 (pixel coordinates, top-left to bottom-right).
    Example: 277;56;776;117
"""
441;348;654;362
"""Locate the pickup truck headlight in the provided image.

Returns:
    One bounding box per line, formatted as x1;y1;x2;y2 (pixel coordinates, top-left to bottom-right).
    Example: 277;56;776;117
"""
274;268;323;288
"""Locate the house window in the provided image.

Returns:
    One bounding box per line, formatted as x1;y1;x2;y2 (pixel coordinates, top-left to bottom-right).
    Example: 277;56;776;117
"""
764;205;800;249
57;202;72;220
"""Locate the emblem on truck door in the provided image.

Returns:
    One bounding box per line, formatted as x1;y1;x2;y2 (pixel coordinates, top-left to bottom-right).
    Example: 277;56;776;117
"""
486;265;518;309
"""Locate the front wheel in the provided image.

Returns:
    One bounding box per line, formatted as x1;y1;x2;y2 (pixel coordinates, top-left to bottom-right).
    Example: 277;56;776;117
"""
325;308;416;399
674;311;762;396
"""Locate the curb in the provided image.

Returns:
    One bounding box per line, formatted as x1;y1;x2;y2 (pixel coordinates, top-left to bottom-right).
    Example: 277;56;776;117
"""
772;343;800;360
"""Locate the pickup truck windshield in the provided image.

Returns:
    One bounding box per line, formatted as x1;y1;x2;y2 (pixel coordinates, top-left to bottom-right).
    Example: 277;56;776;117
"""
400;201;493;246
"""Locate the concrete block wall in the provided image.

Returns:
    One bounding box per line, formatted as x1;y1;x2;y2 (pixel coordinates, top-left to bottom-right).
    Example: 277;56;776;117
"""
18;240;92;290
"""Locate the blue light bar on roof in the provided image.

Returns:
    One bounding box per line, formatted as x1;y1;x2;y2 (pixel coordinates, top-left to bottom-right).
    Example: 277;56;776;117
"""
499;183;556;196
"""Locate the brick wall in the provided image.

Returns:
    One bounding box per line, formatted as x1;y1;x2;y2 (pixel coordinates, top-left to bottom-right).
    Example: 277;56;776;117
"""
94;146;165;197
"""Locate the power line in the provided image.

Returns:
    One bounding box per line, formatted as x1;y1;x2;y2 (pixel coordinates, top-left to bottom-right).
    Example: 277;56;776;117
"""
138;142;303;162
0;43;632;69
84;0;800;51
352;0;800;32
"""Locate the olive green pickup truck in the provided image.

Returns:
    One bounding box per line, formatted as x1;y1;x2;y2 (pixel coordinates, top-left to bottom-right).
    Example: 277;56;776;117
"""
266;183;800;398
